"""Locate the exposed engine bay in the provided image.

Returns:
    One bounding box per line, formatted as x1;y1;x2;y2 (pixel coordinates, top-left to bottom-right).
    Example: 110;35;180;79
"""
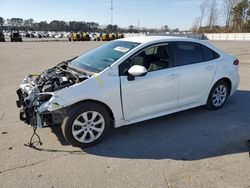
16;60;89;128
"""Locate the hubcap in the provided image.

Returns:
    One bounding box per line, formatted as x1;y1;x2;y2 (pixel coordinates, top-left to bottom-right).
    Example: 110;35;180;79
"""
72;111;105;143
212;85;227;107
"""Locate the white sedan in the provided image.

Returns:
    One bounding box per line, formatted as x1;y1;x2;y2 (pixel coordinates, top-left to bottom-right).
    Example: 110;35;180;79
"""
16;36;240;147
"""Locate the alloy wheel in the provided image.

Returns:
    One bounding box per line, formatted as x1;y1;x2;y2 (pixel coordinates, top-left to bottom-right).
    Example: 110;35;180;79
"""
212;84;227;107
72;111;105;143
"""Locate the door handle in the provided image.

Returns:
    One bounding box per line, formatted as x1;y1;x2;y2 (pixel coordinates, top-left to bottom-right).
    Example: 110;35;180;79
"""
167;74;179;80
206;66;214;71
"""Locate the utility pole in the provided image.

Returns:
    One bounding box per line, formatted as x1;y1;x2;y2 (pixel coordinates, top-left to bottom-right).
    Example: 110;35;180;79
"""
111;0;113;25
138;19;140;32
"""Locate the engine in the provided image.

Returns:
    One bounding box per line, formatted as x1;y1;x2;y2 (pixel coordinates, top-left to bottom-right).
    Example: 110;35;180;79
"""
29;61;85;92
16;61;88;127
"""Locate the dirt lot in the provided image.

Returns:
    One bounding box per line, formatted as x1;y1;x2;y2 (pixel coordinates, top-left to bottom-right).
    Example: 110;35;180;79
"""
0;41;250;188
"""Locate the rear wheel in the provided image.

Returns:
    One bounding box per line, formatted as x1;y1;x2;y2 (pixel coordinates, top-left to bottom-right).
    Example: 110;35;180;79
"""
205;80;229;110
62;103;111;147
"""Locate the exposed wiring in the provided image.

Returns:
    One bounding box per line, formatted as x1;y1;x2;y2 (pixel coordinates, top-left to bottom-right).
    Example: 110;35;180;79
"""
27;126;43;147
24;126;85;154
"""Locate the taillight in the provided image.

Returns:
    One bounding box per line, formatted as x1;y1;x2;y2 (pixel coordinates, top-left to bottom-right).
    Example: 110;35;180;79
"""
233;59;239;65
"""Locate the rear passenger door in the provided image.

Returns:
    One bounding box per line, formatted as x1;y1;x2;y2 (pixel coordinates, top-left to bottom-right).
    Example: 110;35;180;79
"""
174;42;219;107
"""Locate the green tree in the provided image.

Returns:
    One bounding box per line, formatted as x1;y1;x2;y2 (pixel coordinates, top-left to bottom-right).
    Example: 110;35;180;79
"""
199;0;209;28
87;22;99;32
9;18;23;27
207;0;218;29
34;21;49;31
223;0;239;28
173;28;179;33
164;25;169;32
49;20;68;31
23;18;34;28
0;17;5;27
231;0;249;32
128;25;135;32
106;24;118;32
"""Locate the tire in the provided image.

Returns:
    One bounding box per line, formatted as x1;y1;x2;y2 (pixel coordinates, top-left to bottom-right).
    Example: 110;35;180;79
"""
205;80;229;110
62;102;111;147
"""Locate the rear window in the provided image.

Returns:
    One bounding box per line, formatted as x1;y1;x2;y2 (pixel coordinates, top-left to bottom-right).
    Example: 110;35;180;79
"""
176;42;203;66
202;45;220;61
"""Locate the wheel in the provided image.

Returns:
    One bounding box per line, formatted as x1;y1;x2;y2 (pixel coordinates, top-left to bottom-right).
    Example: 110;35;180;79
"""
62;102;111;147
205;80;229;110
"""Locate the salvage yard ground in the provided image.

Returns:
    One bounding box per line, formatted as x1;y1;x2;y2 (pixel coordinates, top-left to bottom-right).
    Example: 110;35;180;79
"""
0;41;250;188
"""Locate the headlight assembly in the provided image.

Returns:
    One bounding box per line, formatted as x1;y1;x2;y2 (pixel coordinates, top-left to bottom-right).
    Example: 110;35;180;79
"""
37;96;66;113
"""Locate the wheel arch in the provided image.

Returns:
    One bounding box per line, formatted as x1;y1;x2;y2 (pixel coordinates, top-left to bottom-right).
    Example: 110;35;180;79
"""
203;77;232;105
215;77;232;95
204;77;232;110
68;99;115;125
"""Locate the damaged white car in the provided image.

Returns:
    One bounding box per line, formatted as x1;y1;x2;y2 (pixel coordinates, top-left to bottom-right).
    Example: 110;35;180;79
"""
16;36;240;147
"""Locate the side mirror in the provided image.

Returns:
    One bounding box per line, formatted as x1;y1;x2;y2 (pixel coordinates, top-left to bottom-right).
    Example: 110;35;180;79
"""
128;65;147;76
127;65;147;81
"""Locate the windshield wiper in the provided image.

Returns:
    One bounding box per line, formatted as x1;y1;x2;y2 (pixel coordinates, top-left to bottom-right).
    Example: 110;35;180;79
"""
68;63;91;76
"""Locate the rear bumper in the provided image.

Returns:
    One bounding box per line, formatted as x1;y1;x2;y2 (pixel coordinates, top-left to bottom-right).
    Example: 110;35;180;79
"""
230;71;240;96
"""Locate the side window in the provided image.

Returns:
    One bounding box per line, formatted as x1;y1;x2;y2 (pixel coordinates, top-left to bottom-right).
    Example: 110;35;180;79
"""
119;44;172;76
131;46;156;67
176;42;203;66
133;45;171;72
202;45;220;61
144;47;157;55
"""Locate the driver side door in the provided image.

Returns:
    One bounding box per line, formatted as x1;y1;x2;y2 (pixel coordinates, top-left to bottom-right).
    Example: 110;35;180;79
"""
119;43;180;121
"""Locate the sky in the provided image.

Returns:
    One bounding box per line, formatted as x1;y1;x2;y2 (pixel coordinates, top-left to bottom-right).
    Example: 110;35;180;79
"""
0;0;224;30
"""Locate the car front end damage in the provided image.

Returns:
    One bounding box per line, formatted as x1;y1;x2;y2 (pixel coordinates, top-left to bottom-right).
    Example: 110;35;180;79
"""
16;61;88;128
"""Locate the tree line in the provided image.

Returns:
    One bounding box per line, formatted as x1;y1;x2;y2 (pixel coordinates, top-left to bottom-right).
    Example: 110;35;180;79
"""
0;18;105;32
0;17;156;33
0;17;179;33
194;0;250;33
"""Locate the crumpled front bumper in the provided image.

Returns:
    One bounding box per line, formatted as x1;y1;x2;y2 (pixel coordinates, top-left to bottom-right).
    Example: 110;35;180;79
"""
16;88;44;128
16;85;67;128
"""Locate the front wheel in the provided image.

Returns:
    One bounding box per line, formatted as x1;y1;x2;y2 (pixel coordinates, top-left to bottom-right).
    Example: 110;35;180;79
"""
62;103;111;147
205;80;229;110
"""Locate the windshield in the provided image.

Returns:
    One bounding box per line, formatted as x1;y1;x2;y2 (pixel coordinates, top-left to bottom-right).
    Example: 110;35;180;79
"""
69;40;140;73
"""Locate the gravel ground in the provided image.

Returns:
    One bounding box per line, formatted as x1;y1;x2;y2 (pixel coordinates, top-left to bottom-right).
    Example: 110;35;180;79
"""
0;41;250;188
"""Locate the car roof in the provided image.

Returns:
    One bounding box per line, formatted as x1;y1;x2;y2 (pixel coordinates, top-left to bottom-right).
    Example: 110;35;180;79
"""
119;35;202;44
118;35;226;56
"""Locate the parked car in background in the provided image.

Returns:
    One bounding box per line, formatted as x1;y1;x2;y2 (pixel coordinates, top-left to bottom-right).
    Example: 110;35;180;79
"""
68;32;81;41
81;32;90;41
68;32;91;41
10;30;22;42
16;36;240;147
0;31;5;42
